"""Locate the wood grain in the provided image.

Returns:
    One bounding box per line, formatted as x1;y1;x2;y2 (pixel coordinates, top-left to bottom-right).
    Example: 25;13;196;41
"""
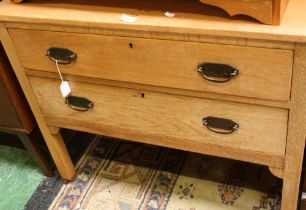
9;29;294;101
281;44;306;210
24;69;292;109
0;0;305;42
199;0;273;24
29;75;288;159
0;23;76;181
5;22;295;50
46;115;285;169
0;1;304;207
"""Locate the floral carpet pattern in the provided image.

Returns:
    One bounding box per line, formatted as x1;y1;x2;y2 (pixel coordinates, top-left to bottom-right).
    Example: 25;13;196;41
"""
49;136;281;210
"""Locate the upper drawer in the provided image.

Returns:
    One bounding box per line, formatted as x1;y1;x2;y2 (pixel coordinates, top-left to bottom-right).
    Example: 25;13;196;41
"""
9;29;293;101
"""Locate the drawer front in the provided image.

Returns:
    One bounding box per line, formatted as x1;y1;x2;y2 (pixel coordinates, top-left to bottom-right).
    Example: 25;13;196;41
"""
10;29;293;101
29;76;287;156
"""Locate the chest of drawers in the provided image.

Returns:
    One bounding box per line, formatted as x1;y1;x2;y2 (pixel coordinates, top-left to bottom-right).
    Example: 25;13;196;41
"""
0;0;306;209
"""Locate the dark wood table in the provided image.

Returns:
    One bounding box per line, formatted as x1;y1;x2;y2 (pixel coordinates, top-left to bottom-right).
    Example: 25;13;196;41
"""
0;43;53;177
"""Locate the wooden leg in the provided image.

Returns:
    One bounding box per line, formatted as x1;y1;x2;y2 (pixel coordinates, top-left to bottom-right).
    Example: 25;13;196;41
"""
47;126;75;181
281;132;305;210
281;44;306;210
302;199;306;210
18;132;54;177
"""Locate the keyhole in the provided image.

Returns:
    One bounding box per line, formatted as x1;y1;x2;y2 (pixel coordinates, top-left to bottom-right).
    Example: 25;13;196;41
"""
141;93;145;98
129;43;133;48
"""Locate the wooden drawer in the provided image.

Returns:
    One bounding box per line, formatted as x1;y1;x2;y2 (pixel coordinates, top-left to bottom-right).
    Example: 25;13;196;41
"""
10;29;293;101
28;76;288;159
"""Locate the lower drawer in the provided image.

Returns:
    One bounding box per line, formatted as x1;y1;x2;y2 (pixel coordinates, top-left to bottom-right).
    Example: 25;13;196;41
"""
29;76;288;161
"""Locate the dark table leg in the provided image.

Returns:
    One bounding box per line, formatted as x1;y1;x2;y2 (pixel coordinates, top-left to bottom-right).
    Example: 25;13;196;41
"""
18;133;54;177
301;199;306;210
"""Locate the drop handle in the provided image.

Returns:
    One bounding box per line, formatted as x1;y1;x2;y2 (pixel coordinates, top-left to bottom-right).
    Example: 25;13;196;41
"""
202;116;239;134
47;47;77;64
65;95;94;112
198;63;239;83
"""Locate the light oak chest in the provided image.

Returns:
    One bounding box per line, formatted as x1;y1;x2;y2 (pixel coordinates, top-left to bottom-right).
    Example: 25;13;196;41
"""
0;0;306;210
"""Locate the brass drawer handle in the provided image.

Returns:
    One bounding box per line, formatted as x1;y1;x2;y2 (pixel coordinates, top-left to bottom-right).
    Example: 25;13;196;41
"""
202;116;239;134
65;95;94;112
198;63;239;83
47;47;77;64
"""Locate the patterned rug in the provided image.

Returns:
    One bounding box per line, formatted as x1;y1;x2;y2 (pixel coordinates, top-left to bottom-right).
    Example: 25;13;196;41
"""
49;136;281;210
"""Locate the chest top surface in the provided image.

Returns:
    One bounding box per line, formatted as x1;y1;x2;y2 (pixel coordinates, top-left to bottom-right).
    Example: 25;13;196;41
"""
0;0;305;43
